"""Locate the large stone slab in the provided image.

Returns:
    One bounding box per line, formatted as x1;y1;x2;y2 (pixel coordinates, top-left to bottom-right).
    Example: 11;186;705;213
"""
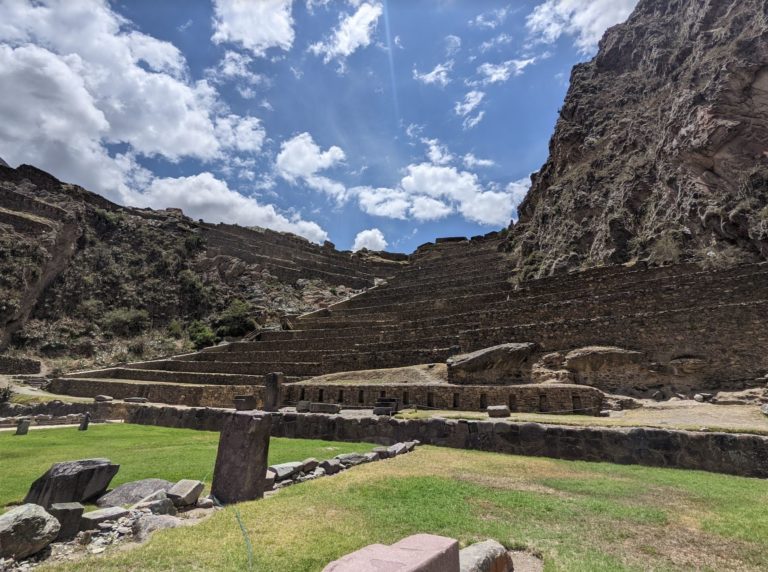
269;462;302;481
80;506;129;530
132;514;183;542
211;412;271;504
0;504;60;560
323;533;460;571
487;406;510;418
447;343;539;385
25;459;120;508
459;540;513;572
96;478;172;507
309;403;341;414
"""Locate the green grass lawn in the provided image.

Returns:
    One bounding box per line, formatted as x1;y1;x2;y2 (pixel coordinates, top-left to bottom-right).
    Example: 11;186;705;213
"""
3;425;768;571
0;424;373;508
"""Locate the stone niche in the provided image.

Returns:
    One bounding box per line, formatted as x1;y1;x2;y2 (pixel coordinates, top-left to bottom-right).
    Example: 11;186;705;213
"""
447;342;539;385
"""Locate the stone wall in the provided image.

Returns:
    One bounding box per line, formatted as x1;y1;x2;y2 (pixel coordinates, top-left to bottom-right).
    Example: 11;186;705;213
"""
5;400;768;479
0;355;41;375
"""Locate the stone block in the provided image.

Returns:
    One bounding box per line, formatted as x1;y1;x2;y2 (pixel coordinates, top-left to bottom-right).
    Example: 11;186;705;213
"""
323;533;460;571
48;502;84;541
387;443;407;456
459;539;512;572
264;469;276;489
25;459;120;508
80;506;129;530
301;458;319;473
373;446;391;459
447;342;538;385
264;372;284;412
319;458;342;475
487;406;511;418
167;480;205;507
373;407;394;416
134;491;177;516
296;400;311;412
234;395;257;411
0;504;60;560
15;418;30;436
335;452;368;467
132;514;182;542
124;397;148;403
93;395;113;402
211;412;271;504
268;462;302;481
309;402;341;414
97;478;172;507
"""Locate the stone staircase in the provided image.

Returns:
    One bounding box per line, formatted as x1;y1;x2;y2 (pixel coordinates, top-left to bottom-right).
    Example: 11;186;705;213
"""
51;234;768;411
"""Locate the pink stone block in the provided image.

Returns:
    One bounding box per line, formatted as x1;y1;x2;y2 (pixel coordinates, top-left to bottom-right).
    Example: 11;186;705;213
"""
323;534;460;572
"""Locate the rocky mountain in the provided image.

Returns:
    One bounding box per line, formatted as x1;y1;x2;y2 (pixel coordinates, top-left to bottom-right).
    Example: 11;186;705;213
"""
0;163;400;370
505;0;768;280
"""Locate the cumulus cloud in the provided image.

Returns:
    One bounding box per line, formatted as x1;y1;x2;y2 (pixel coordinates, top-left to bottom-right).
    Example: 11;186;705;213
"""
469;6;511;29
354;186;410;219
142;173;328;243
412;60;453;87
410;196;453;221
275;132;348;202
476;58;536;85
211;0;294;57
422;138;454;166
206;50;268;89
454;91;486;130
352;228;388;251
0;1;329;244
527;0;638;53
309;2;383;69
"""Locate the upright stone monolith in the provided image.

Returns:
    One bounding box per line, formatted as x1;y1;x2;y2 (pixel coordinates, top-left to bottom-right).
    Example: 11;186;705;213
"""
78;412;91;431
211;412;271;504
263;372;284;412
15;418;30;436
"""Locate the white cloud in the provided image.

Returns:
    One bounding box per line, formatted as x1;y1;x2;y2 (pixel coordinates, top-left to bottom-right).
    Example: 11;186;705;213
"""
412;60;453;87
463;153;495;168
444;34;461;56
506;177;532;210
476;58;536;84
352;228;388;251
479;33;513;53
469;6;511;29
206;50;268;87
421;138;454;166
211;0;294;57
454;91;486;130
410;196;453;221
275;132;348;202
354;186;410;219
309;2;383;69
527;0;638;53
460;190;516;226
142;173;328;243
214;115;266;153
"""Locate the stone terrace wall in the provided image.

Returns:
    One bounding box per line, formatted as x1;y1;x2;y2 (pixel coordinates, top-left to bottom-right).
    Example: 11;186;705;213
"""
11;401;763;479
0;355;41;374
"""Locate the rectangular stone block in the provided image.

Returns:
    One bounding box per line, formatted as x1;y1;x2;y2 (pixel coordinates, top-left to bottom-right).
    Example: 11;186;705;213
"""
167;479;204;507
487;406;511;418
48;502;84;541
211;412;272;504
296;400;311;412
309;402;341;414
80;506;129;530
323;533;459;571
233;395;257;411
15;419;30;436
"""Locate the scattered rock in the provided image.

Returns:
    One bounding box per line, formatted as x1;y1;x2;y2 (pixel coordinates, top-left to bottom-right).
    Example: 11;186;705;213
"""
319;458;342;475
25;459;120;508
0;504;60;560
334;453;368;467
264;469;277;490
196;497;214;509
124;397;148;403
167;480;205;507
459;539;513;572
96;478;172;507
80;507;129;531
487;405;511;418
300;458;319;473
373;446;391;459
132;515;183;542
133;491;177;516
269;462;303;481
387;443;407;457
93;395;113;402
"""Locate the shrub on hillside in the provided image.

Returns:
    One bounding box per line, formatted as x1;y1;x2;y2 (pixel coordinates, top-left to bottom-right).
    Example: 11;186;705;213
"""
101;308;150;337
189;321;216;349
167;319;184;339
213;299;257;338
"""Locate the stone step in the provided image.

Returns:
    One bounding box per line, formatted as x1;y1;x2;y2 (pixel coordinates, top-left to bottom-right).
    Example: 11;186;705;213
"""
66;368;293;385
126;360;326;377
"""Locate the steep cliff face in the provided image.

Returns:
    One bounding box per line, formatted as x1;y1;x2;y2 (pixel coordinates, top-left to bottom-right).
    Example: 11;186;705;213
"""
507;0;768;279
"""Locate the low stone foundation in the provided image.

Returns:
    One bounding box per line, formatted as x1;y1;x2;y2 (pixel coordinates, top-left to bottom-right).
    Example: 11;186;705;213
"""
5;401;768;479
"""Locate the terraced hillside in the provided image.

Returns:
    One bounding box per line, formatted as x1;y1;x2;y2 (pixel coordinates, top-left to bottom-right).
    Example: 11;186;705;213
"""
52;234;768;412
0;163;403;366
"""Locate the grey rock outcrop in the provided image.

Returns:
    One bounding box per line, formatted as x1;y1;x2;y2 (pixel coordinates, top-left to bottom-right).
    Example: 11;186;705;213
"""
448;343;538;385
24;458;119;508
0;504;60;560
459;539;513;572
505;0;768;278
132;514;183;542
96;478;172;507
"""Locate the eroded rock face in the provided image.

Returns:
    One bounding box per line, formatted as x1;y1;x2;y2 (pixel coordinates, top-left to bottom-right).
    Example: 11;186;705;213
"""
447;342;538;385
0;504;60;560
506;0;768;278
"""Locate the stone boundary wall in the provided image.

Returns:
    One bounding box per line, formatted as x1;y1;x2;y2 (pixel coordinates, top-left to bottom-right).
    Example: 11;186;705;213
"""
4;400;768;479
0;355;41;374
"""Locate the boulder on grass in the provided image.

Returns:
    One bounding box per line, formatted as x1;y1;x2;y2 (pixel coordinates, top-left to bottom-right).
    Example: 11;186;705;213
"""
167;480;205;507
133;491;177;515
269;462;303;482
0;504;60;560
459;539;513;572
132;515;183;542
487;406;511;418
96;478;172;507
25;459;119;508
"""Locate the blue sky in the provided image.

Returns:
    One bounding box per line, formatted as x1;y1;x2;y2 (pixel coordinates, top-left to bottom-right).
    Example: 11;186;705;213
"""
0;0;637;252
